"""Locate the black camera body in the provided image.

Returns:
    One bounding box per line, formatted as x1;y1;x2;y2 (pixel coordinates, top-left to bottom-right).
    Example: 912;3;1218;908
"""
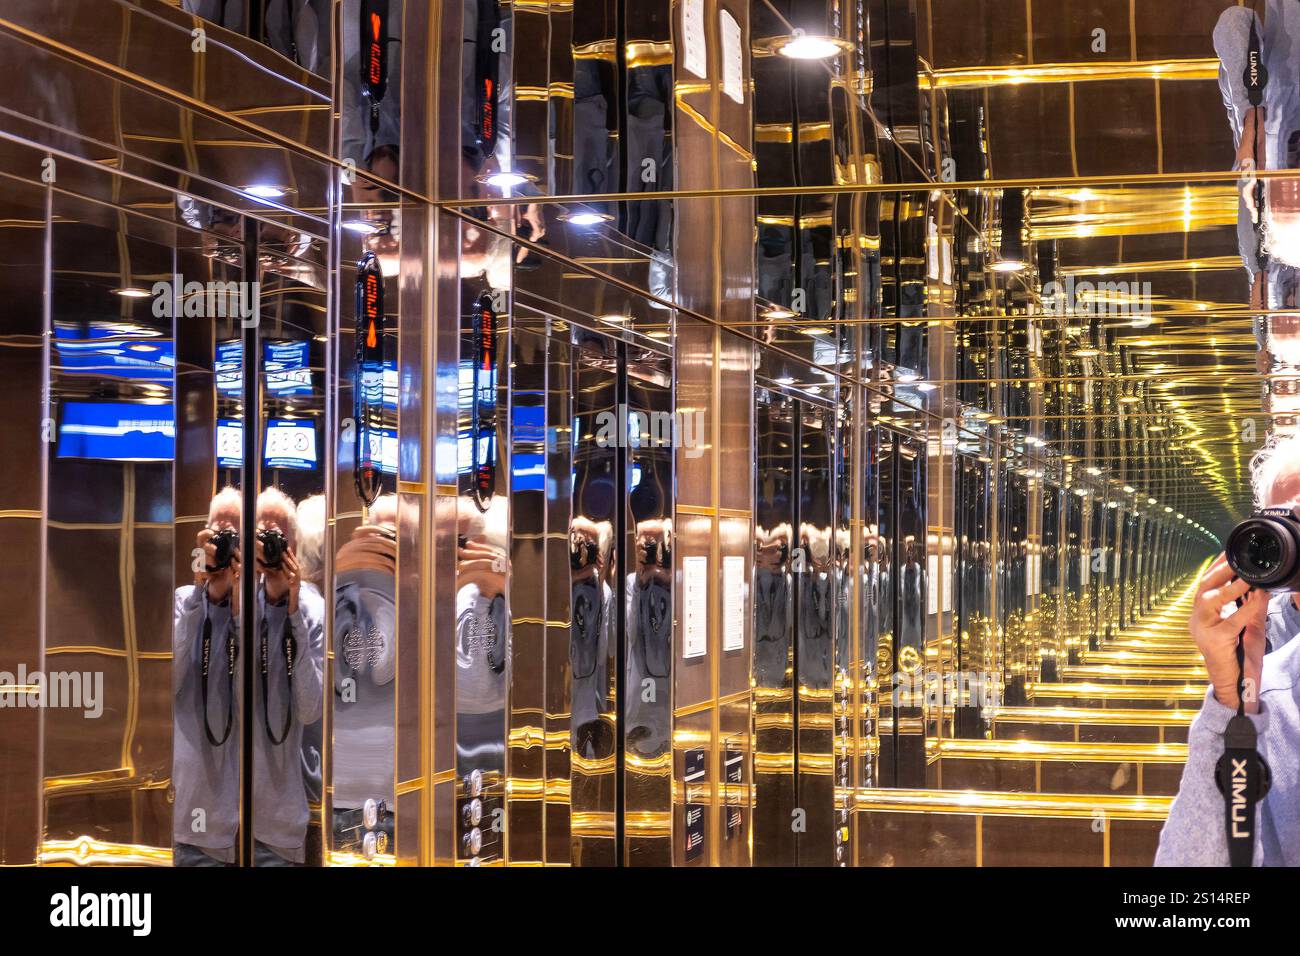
258;528;289;569
1226;506;1300;591
210;529;239;571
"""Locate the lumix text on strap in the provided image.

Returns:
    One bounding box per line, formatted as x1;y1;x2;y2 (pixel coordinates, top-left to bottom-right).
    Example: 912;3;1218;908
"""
1214;587;1272;866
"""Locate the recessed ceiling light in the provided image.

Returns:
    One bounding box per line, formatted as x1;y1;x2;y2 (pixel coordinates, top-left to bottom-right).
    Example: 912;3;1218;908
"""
770;33;855;60
477;170;537;190
342;219;382;235
598;314;630;324
245;184;287;199
112;287;152;298
560;210;614;227
798;327;831;336
760;306;799;321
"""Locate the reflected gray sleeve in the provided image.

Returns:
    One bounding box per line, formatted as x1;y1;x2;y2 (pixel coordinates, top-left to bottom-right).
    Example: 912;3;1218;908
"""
289;600;326;726
1154;689;1269;866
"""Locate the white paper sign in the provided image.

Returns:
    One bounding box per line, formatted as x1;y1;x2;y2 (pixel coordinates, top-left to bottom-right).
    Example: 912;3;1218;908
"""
927;553;939;615
683;555;709;658
720;10;743;103
941;554;953;612
723;555;746;651
683;0;707;79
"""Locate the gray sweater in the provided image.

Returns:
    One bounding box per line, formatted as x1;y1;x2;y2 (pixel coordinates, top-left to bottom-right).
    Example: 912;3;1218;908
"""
1155;595;1300;865
173;583;325;861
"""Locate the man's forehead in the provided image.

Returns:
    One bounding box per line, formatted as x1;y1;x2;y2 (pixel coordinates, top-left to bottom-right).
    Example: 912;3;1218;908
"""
1271;463;1300;505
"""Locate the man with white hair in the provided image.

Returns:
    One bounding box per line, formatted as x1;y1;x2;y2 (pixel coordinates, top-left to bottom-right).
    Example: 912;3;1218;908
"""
1156;432;1300;865
172;486;325;866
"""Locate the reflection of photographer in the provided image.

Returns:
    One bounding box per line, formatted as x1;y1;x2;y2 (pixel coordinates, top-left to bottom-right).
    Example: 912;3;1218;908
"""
624;481;672;757
754;523;793;689
570;515;614;759
332;495;398;852
173;487;325;866
1157;433;1300;865
455;506;510;771
1214;1;1300;292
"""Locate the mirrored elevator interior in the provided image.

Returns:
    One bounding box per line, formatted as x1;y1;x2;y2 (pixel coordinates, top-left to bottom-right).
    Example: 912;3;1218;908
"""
0;0;1262;867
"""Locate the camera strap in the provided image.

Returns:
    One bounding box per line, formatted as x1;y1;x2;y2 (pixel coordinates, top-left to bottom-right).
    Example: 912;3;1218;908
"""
260;610;297;746
1214;617;1272;866
1244;5;1269;269
199;590;236;748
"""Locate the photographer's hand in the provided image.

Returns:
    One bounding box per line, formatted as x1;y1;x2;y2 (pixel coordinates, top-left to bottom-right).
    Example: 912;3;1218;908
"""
1190;555;1267;713
262;545;300;615
198;527;240;611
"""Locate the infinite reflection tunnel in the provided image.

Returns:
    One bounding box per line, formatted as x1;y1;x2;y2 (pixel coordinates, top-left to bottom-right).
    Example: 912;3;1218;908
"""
0;0;1281;868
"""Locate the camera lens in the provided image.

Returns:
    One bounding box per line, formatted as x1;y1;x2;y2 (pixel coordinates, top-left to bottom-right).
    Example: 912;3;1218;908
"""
1226;514;1300;589
1238;529;1282;574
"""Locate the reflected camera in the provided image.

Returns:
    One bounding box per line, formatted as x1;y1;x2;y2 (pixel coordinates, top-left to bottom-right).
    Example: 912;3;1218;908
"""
210;529;239;571
258;528;288;569
1226;506;1300;591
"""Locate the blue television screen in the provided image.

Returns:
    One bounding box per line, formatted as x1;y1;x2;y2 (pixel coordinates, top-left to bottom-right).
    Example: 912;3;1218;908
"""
216;418;242;468
57;401;174;461
54;328;175;383
263;418;317;470
216;340;242;394
264;340;312;396
363;427;398;475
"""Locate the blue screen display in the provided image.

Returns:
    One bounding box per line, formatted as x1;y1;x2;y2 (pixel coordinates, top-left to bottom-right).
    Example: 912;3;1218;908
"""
54;328;175;383
216;340;242;394
264;340;312;396
263;418;318;470
57;401;175;461
216;418;242;469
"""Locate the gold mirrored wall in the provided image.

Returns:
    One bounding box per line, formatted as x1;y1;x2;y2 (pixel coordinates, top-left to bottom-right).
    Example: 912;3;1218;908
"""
0;0;1261;869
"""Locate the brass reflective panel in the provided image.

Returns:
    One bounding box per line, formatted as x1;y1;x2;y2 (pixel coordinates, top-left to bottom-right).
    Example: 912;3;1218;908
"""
0;0;1283;870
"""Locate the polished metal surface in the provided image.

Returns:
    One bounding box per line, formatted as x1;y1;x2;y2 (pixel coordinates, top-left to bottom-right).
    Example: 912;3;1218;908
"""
0;0;1261;871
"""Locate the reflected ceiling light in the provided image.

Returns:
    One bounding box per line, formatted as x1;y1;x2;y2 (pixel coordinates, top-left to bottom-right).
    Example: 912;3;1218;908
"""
1119;396;1140;404
646;330;672;339
1123;485;1135;494
798;326;831;336
598;314;630;325
342;219;382;235
1071;347;1101;358
760;305;799;321
477;170;537;190
560;210;614;227
1147;497;1157;505
111;287;152;298
916;382;937;392
1164;506;1174;513
1086;467;1101;476
995;188;1026;275
895;371;919;383
1147;424;1166;431
775;376;796;386
244;183;287;200
766;32;854;60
